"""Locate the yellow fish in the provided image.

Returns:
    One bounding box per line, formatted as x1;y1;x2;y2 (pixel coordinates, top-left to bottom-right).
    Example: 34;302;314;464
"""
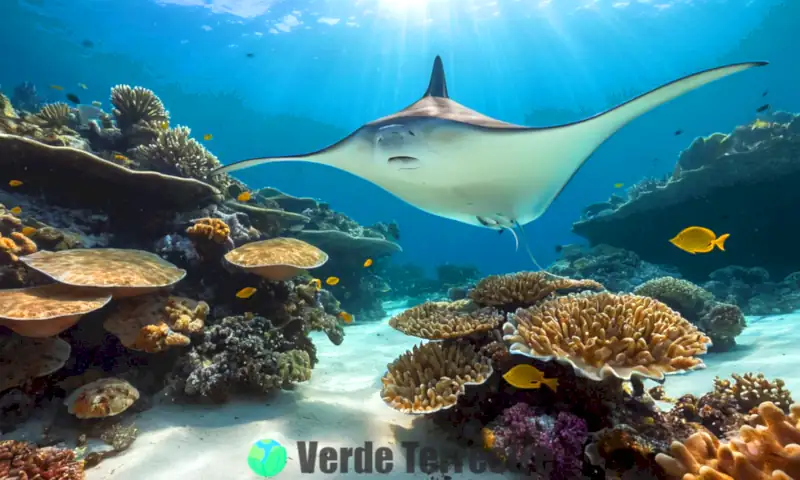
752;119;770;129
326;276;340;286
338;311;354;324
502;365;559;392
308;278;322;290
78;83;88;90
114;153;129;162
614;183;624;188
91;101;102;107
236;287;257;299
159;121;169;131
203;134;213;141
363;258;373;268
21;226;37;236
669;226;729;254
50;85;64;91
237;191;251;202
9;206;22;215
8;180;23;187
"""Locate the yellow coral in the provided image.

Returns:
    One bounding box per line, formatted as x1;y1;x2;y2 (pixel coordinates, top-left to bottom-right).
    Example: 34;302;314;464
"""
714;372;794;414
0;231;37;263
656;401;800;479
388;301;503;340
186;217;231;244
503;292;711;381
470;271;603;307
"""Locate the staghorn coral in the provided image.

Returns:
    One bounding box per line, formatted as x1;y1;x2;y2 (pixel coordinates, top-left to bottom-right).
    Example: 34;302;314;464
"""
381;341;493;414
486;403;588;480
103;294;207;353
110;85;169;130
35;102;72;128
388;301;504;339
0;231;37;264
714;372;794;414
470;271;603;308
186;217;231;245
0;284;112;337
171;315;317;402
0;335;71;392
503;292;711;381
0;440;85;480
132;125;225;183
20;248;186;297
225;237;328;281
64;377;139;419
656;401;800;480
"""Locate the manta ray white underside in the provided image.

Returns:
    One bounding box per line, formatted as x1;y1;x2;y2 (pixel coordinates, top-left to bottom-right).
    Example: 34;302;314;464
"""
212;56;766;231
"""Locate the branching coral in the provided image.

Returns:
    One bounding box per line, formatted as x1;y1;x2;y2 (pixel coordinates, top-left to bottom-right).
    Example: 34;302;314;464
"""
103;294;208;353
388;301;504;339
486;403;588;480
381;341;493;414
0;231;37;263
35;102;72;128
186;217;231;245
0;440;85;480
110;85;169;130
132;125;223;181
656;401;800;479
502;292;711;381
470;271;603;308
714;372;794;414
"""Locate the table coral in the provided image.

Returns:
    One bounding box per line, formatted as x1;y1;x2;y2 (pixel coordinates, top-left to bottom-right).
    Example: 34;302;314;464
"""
0;335;71;392
470;271;603;309
503;292;711;381
225;237;328;281
0;440;85;480
381;341;493;414
388;301;504;339
656;401;800;479
64;377;140;419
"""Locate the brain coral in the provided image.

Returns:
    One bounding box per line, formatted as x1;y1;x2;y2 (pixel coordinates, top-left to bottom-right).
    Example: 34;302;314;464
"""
503;292;711;381
470;271;603;308
388;301;504;339
381;341;493;414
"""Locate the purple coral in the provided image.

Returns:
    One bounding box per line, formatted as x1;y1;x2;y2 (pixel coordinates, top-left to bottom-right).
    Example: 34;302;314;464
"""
493;403;588;480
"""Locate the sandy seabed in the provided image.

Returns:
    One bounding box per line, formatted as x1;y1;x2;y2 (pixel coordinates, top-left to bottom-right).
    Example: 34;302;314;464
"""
6;307;799;479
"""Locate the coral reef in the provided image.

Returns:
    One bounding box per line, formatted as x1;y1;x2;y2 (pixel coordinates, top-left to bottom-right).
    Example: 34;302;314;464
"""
572;115;800;280
110;85;169;130
65;377;140;419
0;334;71;391
381;341;493;414
388;301;503;339
503;292;711;381
634;276;745;351
132;125;222;182
470;271;603;308
714;372;794;414
0;440;85;480
704;265;800;315
224;237;328;281
656;401;800;479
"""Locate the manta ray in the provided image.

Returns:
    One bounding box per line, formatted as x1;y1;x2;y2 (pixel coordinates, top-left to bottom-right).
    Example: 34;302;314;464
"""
212;56;765;260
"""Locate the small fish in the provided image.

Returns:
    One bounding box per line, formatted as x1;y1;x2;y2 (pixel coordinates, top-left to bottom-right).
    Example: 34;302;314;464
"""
756;104;770;113
613;183;624;188
159;121;169;131
762;90;768;97
642;417;655;425
502;364;558;392
8;180;22;187
236;287;257;299
9;206;22;215
21;226;37;236
246;52;255;58
91;101;102;107
669;226;729;254
203;133;213;141
752;119;770;129
50;85;64;91
66;93;80;104
77;83;88;90
554;244;563;253
338;311;354;324
674;129;683;136
363;258;373;268
326;276;340;286
237;191;251;202
308;278;322;289
81;39;94;48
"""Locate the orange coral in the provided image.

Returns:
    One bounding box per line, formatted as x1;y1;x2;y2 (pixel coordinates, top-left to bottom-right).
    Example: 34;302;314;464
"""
0;440;85;480
471;271;603;308
186;217;231;244
656;401;800;479
0;231;37;263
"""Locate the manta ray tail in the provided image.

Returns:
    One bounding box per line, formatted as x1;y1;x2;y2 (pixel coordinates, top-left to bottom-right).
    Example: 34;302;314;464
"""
514;222;570;280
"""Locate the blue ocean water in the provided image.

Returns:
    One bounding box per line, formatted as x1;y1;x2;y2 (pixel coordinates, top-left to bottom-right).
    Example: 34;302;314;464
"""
3;0;795;275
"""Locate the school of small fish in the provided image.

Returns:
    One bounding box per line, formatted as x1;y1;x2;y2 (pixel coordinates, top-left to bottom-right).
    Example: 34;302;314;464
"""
669;226;729;254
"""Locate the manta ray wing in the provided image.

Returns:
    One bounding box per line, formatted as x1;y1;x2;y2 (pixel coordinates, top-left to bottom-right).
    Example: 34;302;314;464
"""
211;58;766;229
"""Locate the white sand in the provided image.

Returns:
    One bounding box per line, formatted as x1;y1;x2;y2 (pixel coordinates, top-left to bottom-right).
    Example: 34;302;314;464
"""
88;307;514;479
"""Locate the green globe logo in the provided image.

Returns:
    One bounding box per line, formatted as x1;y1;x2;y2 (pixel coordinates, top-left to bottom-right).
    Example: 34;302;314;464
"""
247;438;287;477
